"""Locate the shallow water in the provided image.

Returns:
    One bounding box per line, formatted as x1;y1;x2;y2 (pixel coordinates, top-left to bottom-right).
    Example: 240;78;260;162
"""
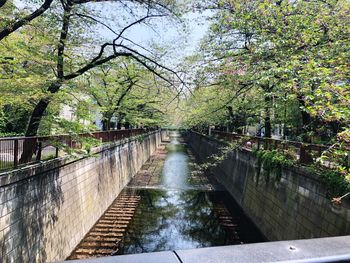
119;131;264;254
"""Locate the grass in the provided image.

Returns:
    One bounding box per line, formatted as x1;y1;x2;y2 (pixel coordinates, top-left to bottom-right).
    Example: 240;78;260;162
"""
0;161;13;171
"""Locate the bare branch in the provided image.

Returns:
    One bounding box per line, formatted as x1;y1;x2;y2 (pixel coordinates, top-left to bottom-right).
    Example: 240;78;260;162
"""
112;13;165;54
114;43;185;86
71;0;174;15
72;12;156;55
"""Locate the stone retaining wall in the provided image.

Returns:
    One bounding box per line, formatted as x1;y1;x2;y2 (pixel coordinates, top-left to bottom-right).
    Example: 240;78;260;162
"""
0;131;161;263
186;131;350;241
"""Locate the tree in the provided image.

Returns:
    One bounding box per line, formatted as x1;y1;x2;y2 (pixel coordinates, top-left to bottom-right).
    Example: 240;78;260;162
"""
1;0;184;161
78;58;177;130
23;0;181;137
186;0;350;141
82;61;140;131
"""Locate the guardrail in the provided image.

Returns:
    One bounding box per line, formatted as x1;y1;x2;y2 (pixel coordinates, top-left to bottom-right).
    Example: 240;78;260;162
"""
0;128;157;172
199;130;346;167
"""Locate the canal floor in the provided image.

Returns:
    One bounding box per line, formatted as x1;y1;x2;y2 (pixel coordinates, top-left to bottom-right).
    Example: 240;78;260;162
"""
68;132;264;260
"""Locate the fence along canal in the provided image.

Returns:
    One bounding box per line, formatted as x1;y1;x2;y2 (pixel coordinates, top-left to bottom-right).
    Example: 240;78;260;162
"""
68;131;264;260
0;129;155;171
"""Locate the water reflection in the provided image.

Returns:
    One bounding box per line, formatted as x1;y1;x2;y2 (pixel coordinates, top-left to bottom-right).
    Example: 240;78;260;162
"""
121;190;224;254
161;131;190;190
120;131;264;255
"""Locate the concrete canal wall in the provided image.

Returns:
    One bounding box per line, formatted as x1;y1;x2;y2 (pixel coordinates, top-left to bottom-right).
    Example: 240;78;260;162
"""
0;131;161;263
186;131;350;241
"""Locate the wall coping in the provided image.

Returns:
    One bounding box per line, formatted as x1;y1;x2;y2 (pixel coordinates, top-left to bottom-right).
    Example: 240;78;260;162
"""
58;236;350;263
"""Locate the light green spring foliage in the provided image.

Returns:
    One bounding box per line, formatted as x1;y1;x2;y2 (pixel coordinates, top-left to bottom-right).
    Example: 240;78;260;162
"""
71;58;179;129
0;0;186;135
1;0;349;135
182;86;228;127
0;22;56;104
183;0;350;192
183;0;350;134
0;5;60;135
0;0;62;133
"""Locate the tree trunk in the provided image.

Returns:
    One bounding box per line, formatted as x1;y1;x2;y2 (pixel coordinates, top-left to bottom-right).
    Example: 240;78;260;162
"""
264;95;272;138
125;122;130;129
227;106;243;134
20;82;61;163
20;97;51;163
102;114;111;131
283;93;287;139
102;120;110;131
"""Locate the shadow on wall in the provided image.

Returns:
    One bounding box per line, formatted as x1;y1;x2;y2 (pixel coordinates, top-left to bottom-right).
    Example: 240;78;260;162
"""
1;165;63;263
185;131;350;241
1;132;160;262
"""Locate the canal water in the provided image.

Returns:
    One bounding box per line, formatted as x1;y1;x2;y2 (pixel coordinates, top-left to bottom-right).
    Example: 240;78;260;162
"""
118;131;264;255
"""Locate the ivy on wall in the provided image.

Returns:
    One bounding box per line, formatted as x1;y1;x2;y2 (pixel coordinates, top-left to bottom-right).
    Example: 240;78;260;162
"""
254;149;295;183
254;149;350;199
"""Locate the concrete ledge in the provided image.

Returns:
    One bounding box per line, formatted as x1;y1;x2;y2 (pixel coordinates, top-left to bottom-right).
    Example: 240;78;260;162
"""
59;236;350;263
58;251;179;263
176;236;350;262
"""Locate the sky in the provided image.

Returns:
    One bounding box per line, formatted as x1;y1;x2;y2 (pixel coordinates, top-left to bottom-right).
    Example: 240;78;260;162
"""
91;1;212;66
14;0;211;67
125;11;211;57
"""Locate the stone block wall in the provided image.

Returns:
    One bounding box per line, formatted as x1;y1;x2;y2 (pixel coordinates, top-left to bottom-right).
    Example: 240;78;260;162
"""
0;131;161;263
186;131;350;241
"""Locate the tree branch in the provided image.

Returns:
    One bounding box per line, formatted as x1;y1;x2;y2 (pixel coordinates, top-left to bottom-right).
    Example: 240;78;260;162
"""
112;13;165;54
63;52;133;80
0;0;54;41
57;3;72;79
72;12;156;55
113;80;135;113
113;43;185;88
0;0;7;8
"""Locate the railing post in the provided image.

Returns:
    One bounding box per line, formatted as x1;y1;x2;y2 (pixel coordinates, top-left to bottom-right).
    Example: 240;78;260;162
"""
300;144;313;164
13;139;18;168
69;135;73;148
36;140;42;161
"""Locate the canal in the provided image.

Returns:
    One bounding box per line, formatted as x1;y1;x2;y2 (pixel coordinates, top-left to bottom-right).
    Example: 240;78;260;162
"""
68;131;264;260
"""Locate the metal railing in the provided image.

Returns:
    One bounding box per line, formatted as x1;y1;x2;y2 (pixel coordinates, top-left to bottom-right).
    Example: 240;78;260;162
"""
199;130;345;166
0;128;157;172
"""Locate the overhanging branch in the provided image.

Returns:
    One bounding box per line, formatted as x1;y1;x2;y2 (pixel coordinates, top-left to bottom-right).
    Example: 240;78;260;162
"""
0;0;54;41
